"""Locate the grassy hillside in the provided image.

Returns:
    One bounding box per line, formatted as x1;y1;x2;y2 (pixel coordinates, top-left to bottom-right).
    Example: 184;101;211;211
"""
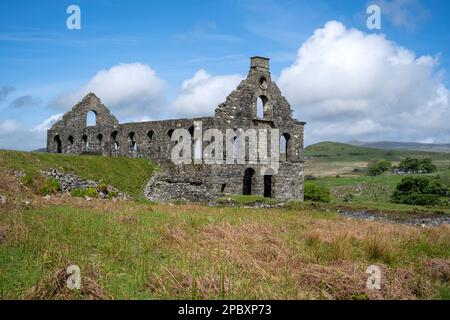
1;199;449;299
0;150;157;199
305;141;450;162
304;142;450;210
0;148;449;300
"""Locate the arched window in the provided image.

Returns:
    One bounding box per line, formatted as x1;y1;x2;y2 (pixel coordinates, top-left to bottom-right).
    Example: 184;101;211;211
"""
167;129;174;138
97;134;103;151
54;135;62;153
111;131;119;156
128;132;137;151
147;130;154;141
82;134;88;150
256;97;264;118
86;111;97;126
68;136;74;145
280;133;291;161
256;95;268;118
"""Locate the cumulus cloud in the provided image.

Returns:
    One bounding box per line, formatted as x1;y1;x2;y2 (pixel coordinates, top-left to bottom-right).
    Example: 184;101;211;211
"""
0;119;19;132
31;113;63;133
51;63;166;121
0;119;43;151
172;69;243;117
10;95;41;108
278;20;449;144
0;114;65;151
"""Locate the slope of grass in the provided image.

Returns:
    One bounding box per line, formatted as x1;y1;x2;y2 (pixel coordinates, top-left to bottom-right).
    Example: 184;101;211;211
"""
305;141;450;162
1;199;449;300
304;142;450;211
0;150;157;199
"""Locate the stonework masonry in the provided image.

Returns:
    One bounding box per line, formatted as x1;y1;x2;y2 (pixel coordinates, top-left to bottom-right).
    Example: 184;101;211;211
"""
47;57;306;200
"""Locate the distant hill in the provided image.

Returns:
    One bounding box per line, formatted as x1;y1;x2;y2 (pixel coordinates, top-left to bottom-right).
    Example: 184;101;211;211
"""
347;141;450;153
32;148;47;153
305;141;450;161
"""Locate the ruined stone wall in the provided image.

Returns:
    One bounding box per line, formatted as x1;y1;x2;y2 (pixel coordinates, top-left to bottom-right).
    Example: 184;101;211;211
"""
47;56;306;201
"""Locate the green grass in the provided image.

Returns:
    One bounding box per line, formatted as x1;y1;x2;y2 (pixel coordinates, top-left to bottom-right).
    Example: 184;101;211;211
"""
0;150;157;199
304;142;450;213
305;141;450;162
0;146;449;299
216;194;283;205
1;201;448;299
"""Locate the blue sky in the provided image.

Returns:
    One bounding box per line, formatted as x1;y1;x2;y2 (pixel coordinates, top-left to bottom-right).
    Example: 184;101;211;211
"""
1;0;450;150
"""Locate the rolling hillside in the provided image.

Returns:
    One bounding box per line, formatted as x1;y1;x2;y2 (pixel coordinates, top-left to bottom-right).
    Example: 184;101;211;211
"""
305;141;450;162
0;150;156;199
348;141;450;153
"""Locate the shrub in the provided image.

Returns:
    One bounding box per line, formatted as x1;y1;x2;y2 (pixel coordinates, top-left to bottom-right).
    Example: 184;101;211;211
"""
108;191;119;199
420;158;437;173
343;193;354;202
70;188;84;198
397;157;436;174
97;183;108;194
304;182;331;202
391;176;448;206
20;173;34;187
304;174;317;181
367;159;391;176
39;178;61;196
70;188;98;198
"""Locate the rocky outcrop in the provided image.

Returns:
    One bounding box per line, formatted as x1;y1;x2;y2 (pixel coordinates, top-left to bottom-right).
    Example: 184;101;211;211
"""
42;169;128;200
144;174;214;203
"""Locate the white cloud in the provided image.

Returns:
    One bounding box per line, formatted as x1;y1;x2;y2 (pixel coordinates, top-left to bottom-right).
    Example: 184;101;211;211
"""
172;69;244;117
278;20;450;144
0;119;19;133
0;119;43;151
51;63;166;122
0;115;64;151
31;113;63;133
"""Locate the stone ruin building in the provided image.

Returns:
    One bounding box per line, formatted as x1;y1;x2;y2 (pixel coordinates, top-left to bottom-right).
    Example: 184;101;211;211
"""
47;57;305;201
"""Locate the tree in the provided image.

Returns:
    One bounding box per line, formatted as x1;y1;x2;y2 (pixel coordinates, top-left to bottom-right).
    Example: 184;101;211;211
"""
367;159;391;176
419;158;437;173
304;182;331;202
397;157;436;174
391;176;448;206
397;157;420;173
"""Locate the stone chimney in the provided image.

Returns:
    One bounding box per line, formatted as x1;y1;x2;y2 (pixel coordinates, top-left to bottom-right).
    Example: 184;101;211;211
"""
250;56;270;72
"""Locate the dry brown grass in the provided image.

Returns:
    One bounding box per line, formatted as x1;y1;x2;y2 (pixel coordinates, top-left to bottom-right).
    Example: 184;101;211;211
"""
155;214;448;299
24;265;110;300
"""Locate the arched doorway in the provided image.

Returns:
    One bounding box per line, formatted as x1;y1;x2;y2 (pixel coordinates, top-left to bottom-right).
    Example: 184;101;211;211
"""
264;175;272;198
54;135;62;153
243;168;255;195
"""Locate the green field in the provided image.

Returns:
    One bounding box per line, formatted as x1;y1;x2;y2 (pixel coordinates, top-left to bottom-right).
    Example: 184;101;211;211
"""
304;142;450;212
0;146;449;300
0;150;156;200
